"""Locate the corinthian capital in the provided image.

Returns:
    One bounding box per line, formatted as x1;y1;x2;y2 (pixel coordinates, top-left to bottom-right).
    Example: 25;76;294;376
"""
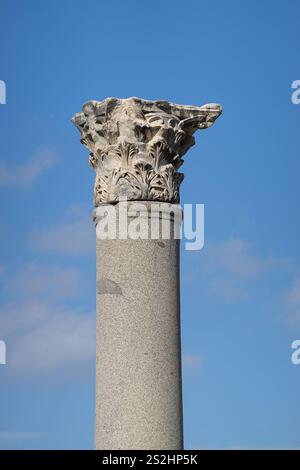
72;97;222;205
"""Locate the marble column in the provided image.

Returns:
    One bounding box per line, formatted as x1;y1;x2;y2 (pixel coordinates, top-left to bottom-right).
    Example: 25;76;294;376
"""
72;97;222;450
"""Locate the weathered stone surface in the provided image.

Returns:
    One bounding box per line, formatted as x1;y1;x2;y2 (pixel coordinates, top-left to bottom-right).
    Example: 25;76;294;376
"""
95;202;183;450
72;97;222;205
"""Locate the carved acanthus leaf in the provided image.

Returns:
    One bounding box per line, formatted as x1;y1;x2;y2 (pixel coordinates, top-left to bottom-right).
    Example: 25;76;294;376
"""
72;97;222;205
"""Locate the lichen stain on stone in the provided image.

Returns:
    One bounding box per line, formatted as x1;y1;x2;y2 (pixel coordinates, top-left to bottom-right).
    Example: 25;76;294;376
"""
97;278;123;295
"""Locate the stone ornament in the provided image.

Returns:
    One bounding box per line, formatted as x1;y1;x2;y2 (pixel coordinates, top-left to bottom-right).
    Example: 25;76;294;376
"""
72;97;222;205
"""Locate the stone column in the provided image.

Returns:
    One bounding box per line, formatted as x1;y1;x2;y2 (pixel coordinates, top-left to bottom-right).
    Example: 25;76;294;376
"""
72;97;221;450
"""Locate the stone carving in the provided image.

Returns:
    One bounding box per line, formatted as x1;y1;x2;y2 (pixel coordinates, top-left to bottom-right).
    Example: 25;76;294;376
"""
72;97;222;205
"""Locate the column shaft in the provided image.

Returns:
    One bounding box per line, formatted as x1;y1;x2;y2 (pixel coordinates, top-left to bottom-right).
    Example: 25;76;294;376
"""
95;202;183;450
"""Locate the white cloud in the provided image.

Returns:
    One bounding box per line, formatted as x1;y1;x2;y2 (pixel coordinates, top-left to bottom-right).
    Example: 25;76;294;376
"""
203;238;274;280
0;299;95;374
0;262;94;375
287;277;300;305
0;150;57;188
28;204;94;255
0;299;54;338
182;354;203;369
286;277;300;327
9;304;95;373
186;238;286;302
209;278;249;302
5;263;87;301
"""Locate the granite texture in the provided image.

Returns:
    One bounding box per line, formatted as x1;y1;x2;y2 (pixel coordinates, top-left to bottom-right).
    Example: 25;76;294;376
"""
95;202;183;450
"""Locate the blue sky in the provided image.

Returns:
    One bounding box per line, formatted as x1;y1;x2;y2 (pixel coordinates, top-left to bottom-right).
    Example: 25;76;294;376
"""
0;0;299;449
